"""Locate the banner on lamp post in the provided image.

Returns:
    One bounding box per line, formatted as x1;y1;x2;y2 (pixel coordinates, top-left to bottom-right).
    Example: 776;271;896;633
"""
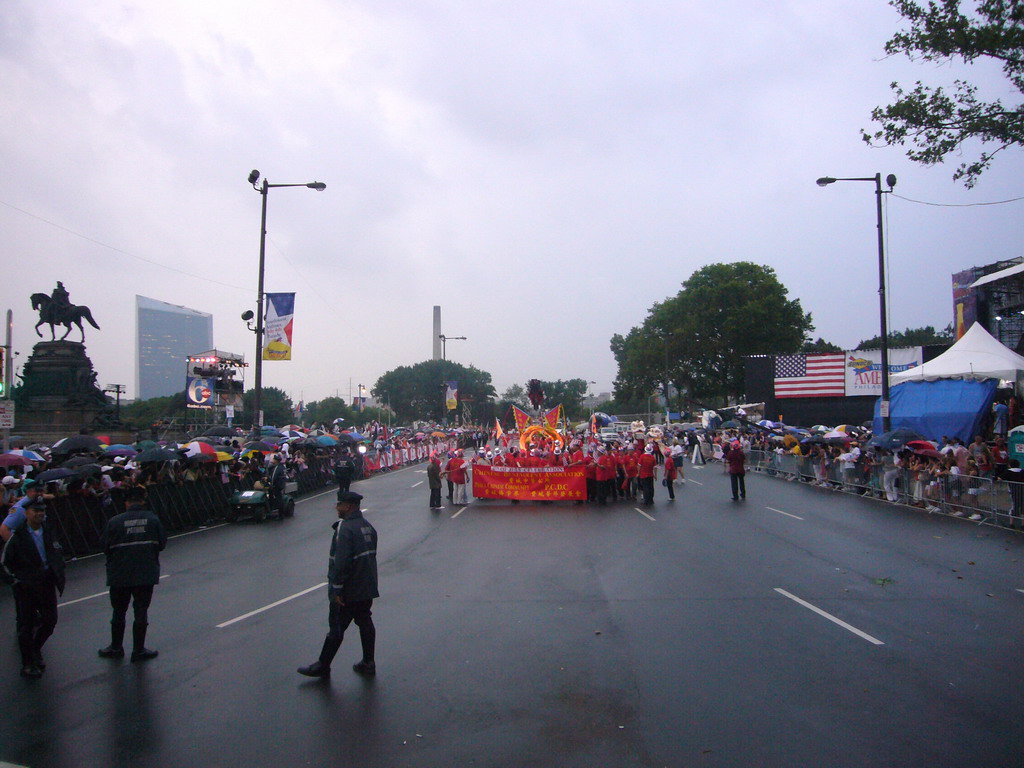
263;292;295;360
445;381;458;411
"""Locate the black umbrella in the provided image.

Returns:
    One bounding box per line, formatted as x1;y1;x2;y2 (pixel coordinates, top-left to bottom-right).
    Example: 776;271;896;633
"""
866;428;925;451
51;435;103;454
136;447;182;463
204;426;237;437
62;456;98;469
333;433;361;444
73;463;104;477
35;467;77;483
243;441;277;452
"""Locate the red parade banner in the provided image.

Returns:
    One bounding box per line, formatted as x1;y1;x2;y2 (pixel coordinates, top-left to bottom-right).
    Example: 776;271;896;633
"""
472;465;586;501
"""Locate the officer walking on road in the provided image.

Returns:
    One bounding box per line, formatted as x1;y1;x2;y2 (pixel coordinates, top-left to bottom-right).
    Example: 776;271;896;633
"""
298;490;378;678
97;485;167;662
2;498;65;678
333;447;355;495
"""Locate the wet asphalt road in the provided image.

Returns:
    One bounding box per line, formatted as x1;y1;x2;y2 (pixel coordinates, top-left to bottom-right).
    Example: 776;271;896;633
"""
1;458;1022;767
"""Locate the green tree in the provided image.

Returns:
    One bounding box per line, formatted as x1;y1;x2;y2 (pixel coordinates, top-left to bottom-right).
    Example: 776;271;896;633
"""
372;360;496;423
243;386;294;427
801;337;844;353
863;0;1024;187
501;384;527;406
303;396;356;429
857;324;955;349
531;378;589;418
611;262;813;405
120;391;189;428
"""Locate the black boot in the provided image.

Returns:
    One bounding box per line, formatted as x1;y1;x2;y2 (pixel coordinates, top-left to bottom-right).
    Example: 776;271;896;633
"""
99;619;126;658
130;621;158;662
298;635;340;677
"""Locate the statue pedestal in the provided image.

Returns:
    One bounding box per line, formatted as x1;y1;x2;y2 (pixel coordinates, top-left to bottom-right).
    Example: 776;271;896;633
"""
13;341;116;441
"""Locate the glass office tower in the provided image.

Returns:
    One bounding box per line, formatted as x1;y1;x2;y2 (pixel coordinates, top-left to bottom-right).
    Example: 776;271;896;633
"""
135;295;213;399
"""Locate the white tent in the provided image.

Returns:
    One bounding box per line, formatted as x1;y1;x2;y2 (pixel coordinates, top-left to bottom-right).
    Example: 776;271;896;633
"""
890;323;1024;385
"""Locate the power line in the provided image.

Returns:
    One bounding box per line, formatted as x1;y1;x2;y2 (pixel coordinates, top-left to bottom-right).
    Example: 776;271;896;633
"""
0;199;251;292
891;193;1024;207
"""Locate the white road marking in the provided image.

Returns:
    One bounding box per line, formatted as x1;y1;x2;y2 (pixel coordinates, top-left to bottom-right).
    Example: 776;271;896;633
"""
217;582;327;628
451;505;470;519
1017;589;1024;594
683;479;703;486
0;760;32;768
59;575;171;607
169;523;228;539
633;507;656;521
411;481;424;488
774;588;884;646
766;506;804;520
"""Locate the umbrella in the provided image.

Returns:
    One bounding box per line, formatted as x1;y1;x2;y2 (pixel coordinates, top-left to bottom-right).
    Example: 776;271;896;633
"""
332;433;360;445
280;429;306;439
833;425;859;435
810;425;830;433
102;448;138;459
215;451;234;462
906;439;937;450
913;448;944;459
757;419;778;428
7;449;45;461
95;435;112;446
280;424;305;432
183;441;218;458
62;456;99;469
243;441;277;452
204;426;237;437
72;463;104;477
822;430;850;439
260;426;282;436
345;431;367;441
721;420;740;429
316;435;339;446
136;447;181;463
135;440;158;450
866;428;925;451
430;431;447;438
0;454;32;467
35;468;77;483
51;435;103;454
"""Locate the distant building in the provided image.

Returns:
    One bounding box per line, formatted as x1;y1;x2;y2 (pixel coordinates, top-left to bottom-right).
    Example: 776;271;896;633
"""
953;256;1024;352
136;296;213;400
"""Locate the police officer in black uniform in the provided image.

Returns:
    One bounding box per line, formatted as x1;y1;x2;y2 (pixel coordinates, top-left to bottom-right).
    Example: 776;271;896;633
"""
333;447;355;494
2;498;65;678
97;485;167;662
298;490;378;678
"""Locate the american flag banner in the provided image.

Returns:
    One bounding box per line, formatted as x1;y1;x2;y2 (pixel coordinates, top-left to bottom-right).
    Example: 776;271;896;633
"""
774;354;846;398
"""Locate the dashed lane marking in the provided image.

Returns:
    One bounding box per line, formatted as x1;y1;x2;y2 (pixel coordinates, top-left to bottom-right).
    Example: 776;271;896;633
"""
411;481;424;488
766;506;804;520
59;574;171;608
774;588;885;646
633;507;656;522
451;505;470;519
217;582;328;628
682;479;703;486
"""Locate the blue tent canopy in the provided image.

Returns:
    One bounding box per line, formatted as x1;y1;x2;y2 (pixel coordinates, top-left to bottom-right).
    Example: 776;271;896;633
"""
873;378;998;443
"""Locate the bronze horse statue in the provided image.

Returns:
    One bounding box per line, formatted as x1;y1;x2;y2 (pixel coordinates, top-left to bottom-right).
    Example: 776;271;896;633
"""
31;293;100;342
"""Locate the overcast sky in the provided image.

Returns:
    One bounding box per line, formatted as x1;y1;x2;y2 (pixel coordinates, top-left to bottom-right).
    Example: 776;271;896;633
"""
2;0;1021;405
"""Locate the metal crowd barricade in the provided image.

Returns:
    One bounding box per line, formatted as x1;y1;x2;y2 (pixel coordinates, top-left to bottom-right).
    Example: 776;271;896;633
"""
747;449;1022;530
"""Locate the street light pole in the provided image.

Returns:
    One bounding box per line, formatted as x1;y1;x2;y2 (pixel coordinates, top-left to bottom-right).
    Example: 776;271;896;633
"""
816;173;896;432
247;170;325;438
438;334;467;361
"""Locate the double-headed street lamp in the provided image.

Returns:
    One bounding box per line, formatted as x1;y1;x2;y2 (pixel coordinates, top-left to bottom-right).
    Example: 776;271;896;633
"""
244;169;326;436
816;173;896;432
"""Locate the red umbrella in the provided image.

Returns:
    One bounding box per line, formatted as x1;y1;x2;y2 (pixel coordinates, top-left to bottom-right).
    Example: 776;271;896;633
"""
913;448;944;459
0;454;32;467
906;440;937;450
183;441;218;458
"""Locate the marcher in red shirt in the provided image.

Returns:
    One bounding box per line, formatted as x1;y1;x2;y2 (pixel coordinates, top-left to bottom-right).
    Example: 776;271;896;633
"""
622;450;639;501
725;441;747;501
447;453;468;505
595;449;616;505
637;446;658;505
664;453;678;501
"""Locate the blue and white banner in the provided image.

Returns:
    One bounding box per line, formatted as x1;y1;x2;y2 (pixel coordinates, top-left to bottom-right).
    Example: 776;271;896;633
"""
263;292;295;361
186;377;215;408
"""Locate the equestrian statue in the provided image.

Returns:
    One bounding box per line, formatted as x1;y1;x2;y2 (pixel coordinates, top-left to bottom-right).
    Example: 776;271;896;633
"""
31;281;100;342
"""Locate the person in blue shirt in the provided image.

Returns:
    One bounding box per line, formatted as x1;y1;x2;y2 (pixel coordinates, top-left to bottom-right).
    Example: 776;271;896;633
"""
1;498;65;678
0;481;44;543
